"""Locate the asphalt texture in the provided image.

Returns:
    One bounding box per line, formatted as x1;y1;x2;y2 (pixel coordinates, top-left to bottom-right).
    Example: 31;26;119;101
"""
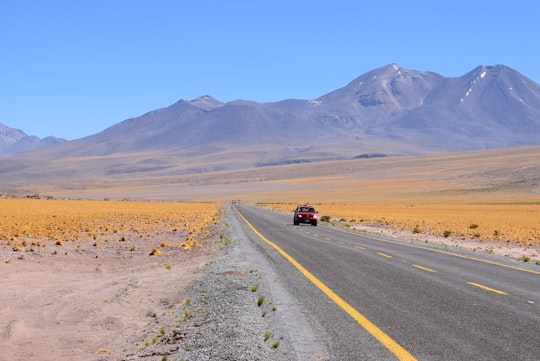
232;204;540;361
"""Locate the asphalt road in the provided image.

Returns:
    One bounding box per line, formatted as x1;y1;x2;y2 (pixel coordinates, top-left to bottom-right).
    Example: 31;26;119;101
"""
232;204;540;361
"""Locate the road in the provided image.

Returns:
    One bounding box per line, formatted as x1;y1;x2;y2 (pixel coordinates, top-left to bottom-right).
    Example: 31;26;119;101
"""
232;204;540;361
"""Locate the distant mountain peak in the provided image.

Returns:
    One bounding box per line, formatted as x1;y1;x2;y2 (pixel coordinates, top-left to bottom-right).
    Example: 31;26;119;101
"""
0;122;27;144
383;63;402;72
0;123;66;156
188;95;224;111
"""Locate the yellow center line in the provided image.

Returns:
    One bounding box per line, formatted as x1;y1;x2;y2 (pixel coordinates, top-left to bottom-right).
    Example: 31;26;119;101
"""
338;241;347;245
378;252;393;259
324;237;332;241
467;282;509;295
412;264;438;273
235;208;417;361
354;245;366;250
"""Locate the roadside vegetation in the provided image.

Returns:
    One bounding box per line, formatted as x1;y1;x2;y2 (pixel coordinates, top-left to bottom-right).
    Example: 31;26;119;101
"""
264;202;539;249
0;198;219;258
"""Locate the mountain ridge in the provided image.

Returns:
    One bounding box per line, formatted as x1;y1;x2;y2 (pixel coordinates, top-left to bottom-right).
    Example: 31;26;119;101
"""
0;123;66;156
1;63;539;189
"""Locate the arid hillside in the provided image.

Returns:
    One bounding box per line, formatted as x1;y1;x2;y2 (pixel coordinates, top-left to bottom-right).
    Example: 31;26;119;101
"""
29;145;538;204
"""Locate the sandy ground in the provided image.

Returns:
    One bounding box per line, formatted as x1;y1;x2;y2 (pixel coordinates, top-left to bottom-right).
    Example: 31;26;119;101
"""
0;229;223;361
350;222;540;263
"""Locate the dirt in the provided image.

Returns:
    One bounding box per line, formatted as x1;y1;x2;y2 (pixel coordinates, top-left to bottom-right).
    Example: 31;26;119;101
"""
0;229;223;361
350;223;540;263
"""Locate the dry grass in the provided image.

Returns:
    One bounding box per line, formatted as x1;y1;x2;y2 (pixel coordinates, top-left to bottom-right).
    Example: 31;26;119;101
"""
0;198;223;361
265;202;539;247
0;198;219;257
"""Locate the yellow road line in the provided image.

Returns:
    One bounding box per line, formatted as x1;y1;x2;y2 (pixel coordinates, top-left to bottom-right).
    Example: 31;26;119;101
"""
412;264;438;273
235;209;417;361
378;252;393;259
324;237;332;241
354;245;366;250
467;282;509;295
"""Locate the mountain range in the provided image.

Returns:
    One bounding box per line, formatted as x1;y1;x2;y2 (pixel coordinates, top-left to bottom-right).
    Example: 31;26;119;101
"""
1;63;539;189
0;123;65;156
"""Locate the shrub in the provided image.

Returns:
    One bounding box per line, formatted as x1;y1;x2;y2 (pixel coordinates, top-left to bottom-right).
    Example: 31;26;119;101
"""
320;215;331;222
264;330;274;341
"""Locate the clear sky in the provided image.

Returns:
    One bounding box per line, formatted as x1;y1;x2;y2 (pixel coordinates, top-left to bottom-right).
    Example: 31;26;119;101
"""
1;0;539;140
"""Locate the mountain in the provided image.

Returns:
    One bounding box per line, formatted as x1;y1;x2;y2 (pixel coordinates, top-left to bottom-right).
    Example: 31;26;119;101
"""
366;65;540;150
70;63;540;157
1;64;539;189
0;123;66;156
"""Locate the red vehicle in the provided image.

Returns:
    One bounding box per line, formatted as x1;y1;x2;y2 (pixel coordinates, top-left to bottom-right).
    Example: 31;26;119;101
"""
293;205;318;226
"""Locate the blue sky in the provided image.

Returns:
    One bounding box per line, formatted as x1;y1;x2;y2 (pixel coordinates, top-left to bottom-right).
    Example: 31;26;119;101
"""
1;1;539;140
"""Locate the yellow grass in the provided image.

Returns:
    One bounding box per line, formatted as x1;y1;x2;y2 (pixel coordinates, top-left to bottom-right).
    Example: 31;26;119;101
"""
266;202;539;247
0;198;219;253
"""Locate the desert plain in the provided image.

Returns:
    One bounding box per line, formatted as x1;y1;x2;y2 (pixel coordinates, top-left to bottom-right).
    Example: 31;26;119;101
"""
1;146;539;360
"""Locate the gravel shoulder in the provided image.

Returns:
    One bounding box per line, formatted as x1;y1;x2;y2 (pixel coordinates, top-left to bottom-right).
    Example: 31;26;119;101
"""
140;204;329;360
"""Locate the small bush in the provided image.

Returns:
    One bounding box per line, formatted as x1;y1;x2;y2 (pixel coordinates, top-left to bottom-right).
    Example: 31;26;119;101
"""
443;230;451;237
469;224;479;229
264;330;274;341
320;215;331;222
